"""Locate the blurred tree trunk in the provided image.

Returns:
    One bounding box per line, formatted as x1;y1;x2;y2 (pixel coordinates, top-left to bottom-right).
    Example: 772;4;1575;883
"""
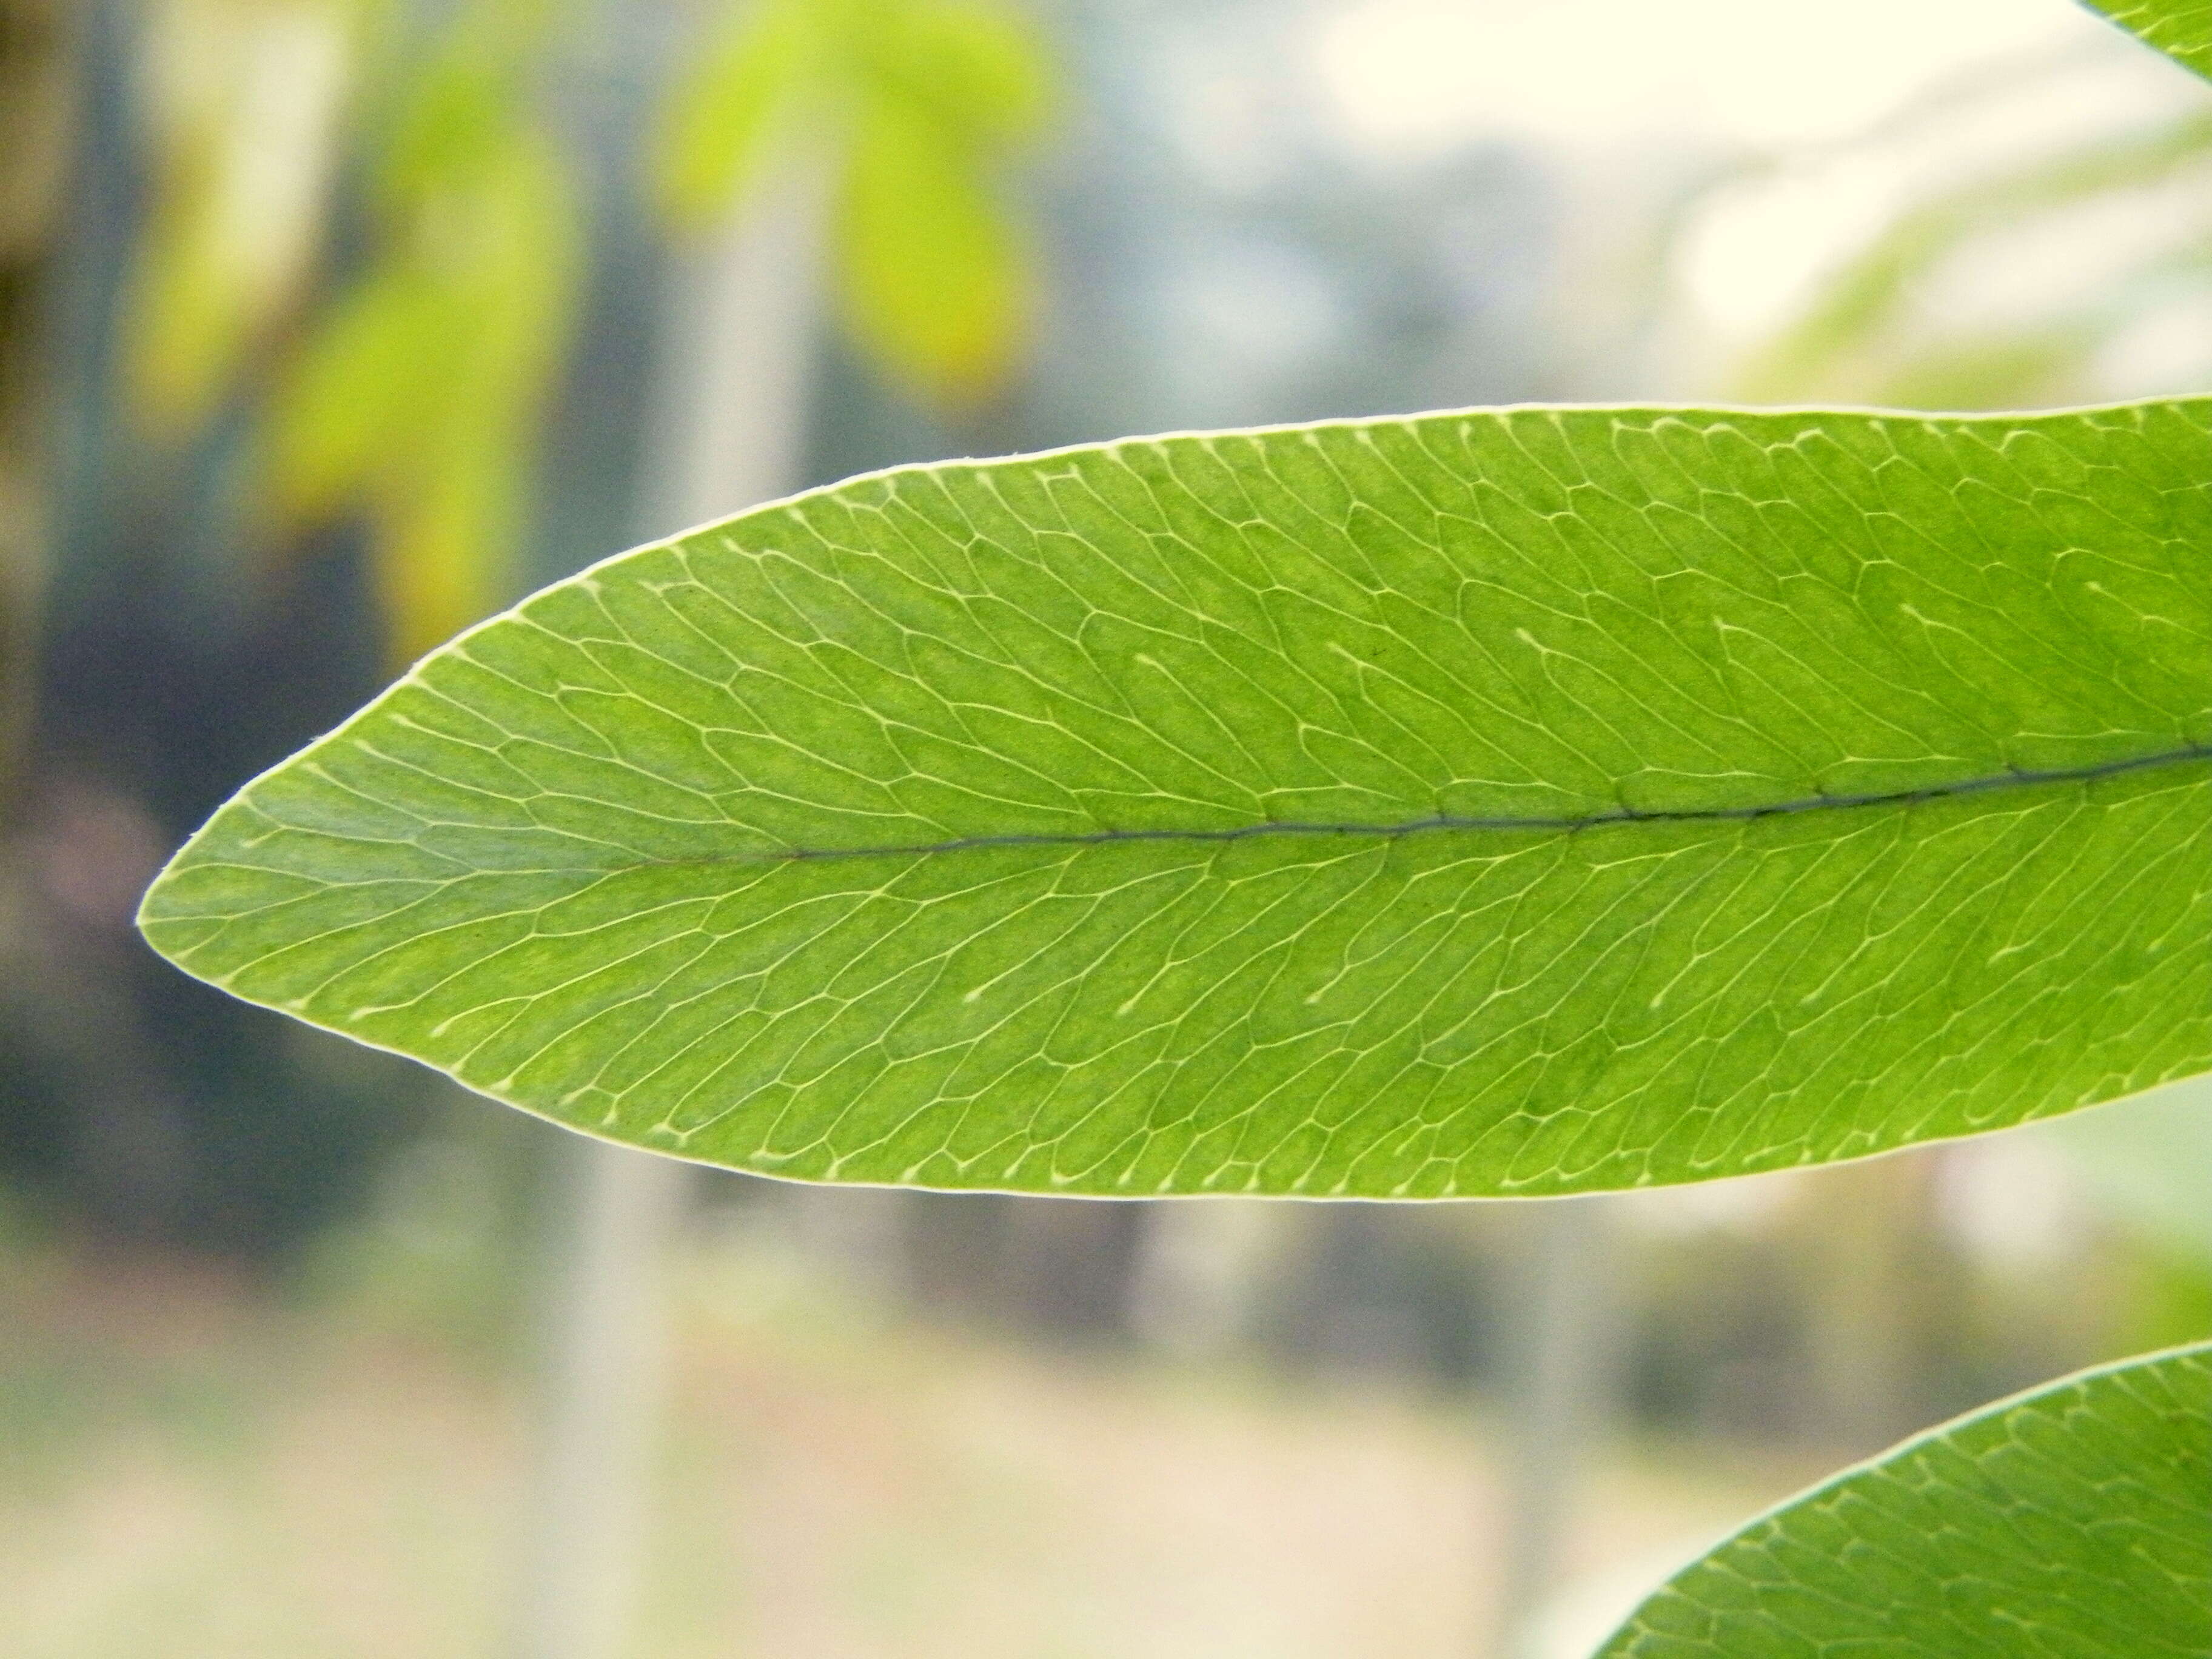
1493;1195;1620;1658
1795;1150;1944;1453
1002;1194;1149;1337
1126;1197;1290;1357
0;0;71;802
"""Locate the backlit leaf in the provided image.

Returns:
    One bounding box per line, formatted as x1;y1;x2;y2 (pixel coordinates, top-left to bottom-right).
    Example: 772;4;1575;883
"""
138;401;2212;1196
2085;0;2212;80
1599;1342;2212;1658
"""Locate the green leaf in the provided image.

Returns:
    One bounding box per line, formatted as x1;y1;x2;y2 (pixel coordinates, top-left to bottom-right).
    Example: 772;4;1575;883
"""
136;402;2212;1196
1598;1342;2212;1657
2084;0;2212;80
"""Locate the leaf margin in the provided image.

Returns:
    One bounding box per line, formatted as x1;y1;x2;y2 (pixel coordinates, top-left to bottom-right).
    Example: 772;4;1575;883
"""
1595;1338;2212;1658
135;397;2212;1198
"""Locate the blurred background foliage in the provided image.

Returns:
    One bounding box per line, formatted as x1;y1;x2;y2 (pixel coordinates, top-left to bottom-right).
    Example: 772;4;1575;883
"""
655;0;1054;406
1;0;1056;1260
1;1;2209;1654
1734;61;2212;406
247;0;584;664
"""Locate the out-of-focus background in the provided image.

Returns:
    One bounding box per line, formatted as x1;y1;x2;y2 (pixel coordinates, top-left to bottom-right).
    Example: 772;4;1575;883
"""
3;1;2210;1654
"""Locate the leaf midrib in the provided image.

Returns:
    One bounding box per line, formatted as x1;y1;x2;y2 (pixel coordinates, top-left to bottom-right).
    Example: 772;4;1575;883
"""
612;742;2212;866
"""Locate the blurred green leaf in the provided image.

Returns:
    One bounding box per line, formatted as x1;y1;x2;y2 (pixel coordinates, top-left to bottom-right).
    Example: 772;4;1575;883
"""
375;49;520;209
2085;0;2212;80
651;0;825;229
259;2;581;665
1741;109;2212;403
651;0;1054;409
137;401;2212;1196
1871;330;2099;412
1600;1342;2212;1657
123;0;360;435
836;90;1030;407
2054;1079;2212;1269
261;270;439;526
856;0;1056;146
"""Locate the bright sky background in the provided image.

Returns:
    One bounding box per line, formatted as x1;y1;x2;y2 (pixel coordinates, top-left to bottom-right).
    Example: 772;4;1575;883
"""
1313;0;2121;151
1305;0;2212;377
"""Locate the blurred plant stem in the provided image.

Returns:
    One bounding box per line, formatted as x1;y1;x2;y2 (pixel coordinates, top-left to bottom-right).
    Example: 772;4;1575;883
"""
518;1136;688;1659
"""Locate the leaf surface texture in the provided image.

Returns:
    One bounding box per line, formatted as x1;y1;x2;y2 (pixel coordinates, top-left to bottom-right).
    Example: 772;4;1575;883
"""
138;403;2212;1194
2085;0;2212;80
1600;1342;2212;1658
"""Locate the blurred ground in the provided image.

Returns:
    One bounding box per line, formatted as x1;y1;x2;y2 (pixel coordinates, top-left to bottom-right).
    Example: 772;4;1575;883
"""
0;1209;1834;1659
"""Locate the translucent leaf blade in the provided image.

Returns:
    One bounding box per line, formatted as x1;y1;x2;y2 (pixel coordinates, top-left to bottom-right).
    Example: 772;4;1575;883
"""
137;402;2212;1195
2083;0;2212;80
1598;1342;2212;1657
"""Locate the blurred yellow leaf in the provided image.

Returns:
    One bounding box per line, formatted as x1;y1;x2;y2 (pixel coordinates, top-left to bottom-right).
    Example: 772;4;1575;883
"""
374;136;577;659
834;89;1029;407
123;0;356;435
374;397;524;666
259;31;580;665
